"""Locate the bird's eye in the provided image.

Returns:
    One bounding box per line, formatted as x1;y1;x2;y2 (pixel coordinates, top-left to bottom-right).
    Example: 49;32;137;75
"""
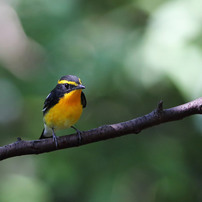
65;83;70;89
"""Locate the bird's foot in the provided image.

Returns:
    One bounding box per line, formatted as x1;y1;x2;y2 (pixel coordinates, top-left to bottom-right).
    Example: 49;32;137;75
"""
52;130;58;148
71;126;82;145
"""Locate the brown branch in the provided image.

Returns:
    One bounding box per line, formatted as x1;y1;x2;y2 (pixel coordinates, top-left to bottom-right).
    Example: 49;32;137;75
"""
1;97;202;161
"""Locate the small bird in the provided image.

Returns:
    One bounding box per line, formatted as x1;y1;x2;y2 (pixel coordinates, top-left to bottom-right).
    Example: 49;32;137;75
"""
40;75;86;147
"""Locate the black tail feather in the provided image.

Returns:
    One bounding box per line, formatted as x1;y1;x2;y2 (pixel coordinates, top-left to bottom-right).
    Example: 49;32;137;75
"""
39;128;54;140
39;128;50;139
39;128;45;139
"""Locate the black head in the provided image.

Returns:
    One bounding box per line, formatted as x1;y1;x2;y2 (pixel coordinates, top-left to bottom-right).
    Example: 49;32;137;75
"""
59;75;82;85
57;75;85;92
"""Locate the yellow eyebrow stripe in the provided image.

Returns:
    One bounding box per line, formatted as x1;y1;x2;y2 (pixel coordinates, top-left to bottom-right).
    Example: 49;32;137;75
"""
58;80;78;86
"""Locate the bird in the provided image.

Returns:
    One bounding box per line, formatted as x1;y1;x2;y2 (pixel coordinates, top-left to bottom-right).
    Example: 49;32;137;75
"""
40;75;87;147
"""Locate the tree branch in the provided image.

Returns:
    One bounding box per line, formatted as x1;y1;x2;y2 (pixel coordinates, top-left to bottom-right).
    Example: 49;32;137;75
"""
1;97;202;161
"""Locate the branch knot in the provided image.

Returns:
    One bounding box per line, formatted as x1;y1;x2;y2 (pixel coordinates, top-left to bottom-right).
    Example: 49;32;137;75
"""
155;100;164;119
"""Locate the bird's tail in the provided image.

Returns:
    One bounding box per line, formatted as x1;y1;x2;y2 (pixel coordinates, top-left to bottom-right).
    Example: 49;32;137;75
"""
39;125;53;139
39;128;45;139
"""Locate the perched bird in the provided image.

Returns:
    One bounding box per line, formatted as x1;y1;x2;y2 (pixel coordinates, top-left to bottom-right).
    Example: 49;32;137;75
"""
40;75;86;147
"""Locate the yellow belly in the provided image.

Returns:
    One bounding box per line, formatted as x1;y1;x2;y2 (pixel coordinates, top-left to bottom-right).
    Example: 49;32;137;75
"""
44;90;83;130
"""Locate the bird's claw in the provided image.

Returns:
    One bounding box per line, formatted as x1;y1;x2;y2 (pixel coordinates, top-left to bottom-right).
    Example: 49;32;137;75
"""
52;135;58;148
77;130;82;145
52;130;58;148
71;126;82;145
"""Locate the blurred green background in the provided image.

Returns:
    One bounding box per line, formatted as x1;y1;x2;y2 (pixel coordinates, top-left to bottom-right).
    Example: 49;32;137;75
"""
0;0;202;201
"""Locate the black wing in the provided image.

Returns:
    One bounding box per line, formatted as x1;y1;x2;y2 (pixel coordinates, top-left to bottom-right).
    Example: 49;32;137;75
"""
81;92;87;108
42;85;64;115
42;91;57;115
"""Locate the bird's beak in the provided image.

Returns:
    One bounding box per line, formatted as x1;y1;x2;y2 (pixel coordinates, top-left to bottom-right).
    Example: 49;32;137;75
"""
75;84;85;90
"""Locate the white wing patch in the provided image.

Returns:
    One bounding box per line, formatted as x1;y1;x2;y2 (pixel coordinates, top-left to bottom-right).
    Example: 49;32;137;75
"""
46;93;51;99
42;93;52;112
42;107;47;112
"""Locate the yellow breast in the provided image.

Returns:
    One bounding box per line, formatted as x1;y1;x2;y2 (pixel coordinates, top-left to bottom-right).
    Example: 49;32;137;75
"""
44;90;83;130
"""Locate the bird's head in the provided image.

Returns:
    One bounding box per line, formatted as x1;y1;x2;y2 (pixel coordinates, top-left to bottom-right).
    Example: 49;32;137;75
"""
57;75;85;92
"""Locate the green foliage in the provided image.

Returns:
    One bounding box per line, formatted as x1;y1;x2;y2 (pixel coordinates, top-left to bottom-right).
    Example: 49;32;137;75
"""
0;0;202;201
